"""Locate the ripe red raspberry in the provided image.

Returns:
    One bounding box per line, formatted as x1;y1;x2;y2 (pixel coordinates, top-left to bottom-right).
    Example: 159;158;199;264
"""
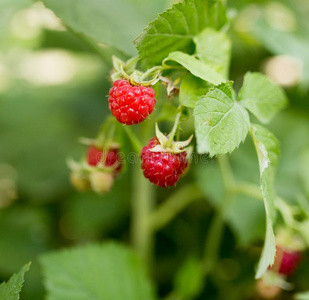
141;138;188;187
87;145;121;174
108;79;156;125
274;246;302;275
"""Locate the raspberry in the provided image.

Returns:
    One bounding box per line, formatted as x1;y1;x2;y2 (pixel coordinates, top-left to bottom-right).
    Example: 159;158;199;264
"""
108;79;156;125
141;138;188;187
87;145;121;174
274;246;302;275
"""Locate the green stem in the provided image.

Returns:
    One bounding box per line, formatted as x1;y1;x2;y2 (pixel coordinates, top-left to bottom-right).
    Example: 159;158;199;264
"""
167;112;182;147
131;164;155;266
130;120;155;267
202;155;264;276
203;193;231;274
96;117;117;147
232;182;263;201
123;126;143;153
217;154;234;190
202;155;233;275
275;197;296;227
149;183;203;231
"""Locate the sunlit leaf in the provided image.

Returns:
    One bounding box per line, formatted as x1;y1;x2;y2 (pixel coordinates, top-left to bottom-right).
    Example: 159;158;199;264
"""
166;51;226;85
135;0;227;67
179;73;211;108
239;72;288;124
194;28;231;78
194;82;250;156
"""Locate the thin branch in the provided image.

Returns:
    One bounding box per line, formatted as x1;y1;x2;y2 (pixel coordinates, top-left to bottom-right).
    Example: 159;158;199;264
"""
149;183;204;231
123;126;143;153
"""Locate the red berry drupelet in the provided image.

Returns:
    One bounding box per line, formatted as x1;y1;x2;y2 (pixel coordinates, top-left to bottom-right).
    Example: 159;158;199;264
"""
108;79;156;125
141;138;188;187
275;246;302;275
87;145;121;174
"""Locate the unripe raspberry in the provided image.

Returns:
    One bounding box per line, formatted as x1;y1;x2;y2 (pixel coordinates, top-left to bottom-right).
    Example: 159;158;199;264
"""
108;79;156;125
89;171;114;194
70;171;89;191
141;138;188;187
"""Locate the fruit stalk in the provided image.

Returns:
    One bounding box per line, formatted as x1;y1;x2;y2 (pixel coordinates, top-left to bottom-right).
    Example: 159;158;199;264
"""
167;111;182;147
149;183;204;231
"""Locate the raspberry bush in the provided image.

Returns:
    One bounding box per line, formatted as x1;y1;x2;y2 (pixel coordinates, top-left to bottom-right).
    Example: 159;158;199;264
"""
1;0;309;299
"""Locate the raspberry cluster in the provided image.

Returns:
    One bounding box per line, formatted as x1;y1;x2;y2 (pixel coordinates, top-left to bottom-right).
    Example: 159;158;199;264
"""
70;145;121;194
108;79;156;125
141;138;188;187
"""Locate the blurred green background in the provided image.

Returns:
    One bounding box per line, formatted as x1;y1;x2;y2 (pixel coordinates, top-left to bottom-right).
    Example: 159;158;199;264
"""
0;0;308;299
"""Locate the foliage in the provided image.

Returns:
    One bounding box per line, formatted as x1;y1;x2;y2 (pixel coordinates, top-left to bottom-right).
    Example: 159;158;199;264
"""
0;263;30;300
0;0;309;299
40;243;155;300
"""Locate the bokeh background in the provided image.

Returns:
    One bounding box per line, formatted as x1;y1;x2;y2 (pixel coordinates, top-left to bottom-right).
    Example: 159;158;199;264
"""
0;0;309;299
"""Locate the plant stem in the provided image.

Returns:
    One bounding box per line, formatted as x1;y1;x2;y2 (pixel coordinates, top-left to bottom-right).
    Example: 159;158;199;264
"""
217;154;234;190
123;126;143;153
203;193;231;274
167;112;182;146
131;164;155;266
149;183;204;231
202;155;268;276
232;182;263;201
203;155;233;275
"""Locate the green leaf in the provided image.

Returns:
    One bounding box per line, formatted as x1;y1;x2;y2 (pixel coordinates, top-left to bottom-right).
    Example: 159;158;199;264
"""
239;72;288;124
165;51;226;85
173;257;204;299
135;0;227;68
250;124;280;279
296;291;309;300
0;263;31;300
42;0;168;55
40;243;155;300
179;73;211;108
194;82;250;156
193;28;231;78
